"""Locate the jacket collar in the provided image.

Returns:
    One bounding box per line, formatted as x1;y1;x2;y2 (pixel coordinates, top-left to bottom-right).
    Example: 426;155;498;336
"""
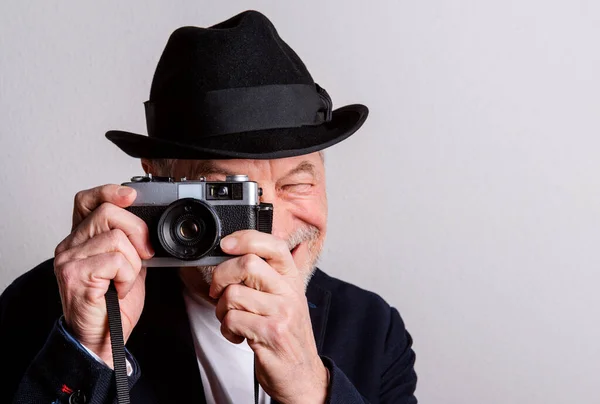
305;268;333;353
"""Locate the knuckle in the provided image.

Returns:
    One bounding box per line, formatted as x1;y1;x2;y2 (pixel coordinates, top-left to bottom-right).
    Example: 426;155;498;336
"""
56;261;78;287
239;254;252;272
109;252;135;281
134;220;149;237
54;232;75;257
73;190;86;207
108;251;127;267
268;320;288;342
124;213;147;237
223;284;240;302
53;250;68;267
107;228;127;248
240;254;260;272
222;311;236;330
122;269;136;285
96;202;113;216
54;241;66;257
52;258;62;278
240;254;258;278
211;267;222;284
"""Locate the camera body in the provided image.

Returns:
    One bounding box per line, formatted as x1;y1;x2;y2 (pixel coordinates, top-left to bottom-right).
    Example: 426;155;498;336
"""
122;173;273;267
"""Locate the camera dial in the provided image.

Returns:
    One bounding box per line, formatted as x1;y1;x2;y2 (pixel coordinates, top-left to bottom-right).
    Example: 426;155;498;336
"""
130;174;152;183
226;174;249;182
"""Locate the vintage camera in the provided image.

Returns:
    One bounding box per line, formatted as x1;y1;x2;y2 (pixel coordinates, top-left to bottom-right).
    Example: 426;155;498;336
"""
122;173;273;267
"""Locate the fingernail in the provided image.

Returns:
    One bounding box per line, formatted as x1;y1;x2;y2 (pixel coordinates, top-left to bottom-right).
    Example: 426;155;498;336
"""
118;186;134;197
147;244;155;257
220;237;237;251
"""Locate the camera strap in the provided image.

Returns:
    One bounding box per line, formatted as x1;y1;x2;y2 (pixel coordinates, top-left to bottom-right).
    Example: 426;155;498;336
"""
105;280;260;404
105;281;131;404
254;357;259;403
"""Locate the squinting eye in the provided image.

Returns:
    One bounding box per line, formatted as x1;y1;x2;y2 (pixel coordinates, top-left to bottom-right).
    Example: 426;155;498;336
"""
282;183;312;193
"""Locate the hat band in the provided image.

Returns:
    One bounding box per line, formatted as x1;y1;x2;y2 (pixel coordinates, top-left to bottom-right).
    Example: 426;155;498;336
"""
144;83;333;139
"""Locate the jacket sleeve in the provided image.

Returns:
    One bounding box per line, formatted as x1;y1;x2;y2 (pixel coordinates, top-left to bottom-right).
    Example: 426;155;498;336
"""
320;355;368;403
0;258;141;404
321;307;418;404
378;307;418;403
11;317;141;404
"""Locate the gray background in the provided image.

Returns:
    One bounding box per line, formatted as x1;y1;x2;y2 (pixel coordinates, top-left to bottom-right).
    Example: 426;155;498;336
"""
1;1;599;403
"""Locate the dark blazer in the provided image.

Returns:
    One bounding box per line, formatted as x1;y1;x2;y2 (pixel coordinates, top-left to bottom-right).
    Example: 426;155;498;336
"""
0;258;417;403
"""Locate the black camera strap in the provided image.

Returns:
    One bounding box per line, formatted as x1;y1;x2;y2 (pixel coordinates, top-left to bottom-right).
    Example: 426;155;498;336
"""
105;280;260;404
105;281;131;404
254;357;259;403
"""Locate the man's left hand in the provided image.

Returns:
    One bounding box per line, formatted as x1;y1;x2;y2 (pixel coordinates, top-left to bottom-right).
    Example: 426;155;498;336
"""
210;229;329;404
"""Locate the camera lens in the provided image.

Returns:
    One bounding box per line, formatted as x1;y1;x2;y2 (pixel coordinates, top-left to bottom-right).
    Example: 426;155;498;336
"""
157;198;220;260
178;217;202;241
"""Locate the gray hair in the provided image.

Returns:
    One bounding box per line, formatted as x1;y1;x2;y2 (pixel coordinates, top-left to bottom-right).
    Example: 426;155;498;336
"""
148;158;177;176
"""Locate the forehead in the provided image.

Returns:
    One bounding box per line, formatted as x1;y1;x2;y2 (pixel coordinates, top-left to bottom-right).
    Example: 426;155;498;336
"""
176;152;324;180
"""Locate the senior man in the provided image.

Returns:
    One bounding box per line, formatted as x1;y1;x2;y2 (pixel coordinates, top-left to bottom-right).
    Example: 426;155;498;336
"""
0;10;417;404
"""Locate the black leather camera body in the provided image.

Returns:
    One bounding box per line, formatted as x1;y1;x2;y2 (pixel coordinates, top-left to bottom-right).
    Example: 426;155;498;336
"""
122;174;273;267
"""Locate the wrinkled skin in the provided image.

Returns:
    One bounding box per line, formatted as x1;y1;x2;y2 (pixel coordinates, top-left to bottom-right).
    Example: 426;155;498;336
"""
54;152;330;403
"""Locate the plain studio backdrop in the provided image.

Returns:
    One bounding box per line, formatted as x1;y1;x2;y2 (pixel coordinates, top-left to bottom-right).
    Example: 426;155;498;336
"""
1;1;599;403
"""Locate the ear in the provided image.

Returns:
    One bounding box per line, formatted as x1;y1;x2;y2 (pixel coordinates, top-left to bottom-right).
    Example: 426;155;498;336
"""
141;158;152;174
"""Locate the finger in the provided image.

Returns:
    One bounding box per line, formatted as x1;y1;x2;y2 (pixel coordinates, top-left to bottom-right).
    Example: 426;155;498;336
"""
55;251;141;301
220;230;296;275
72;184;137;230
57;202;153;260
221;309;267;345
209;253;287;299
54;228;142;275
215;283;278;323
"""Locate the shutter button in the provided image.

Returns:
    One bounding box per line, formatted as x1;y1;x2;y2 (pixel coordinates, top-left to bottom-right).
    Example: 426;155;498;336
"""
69;390;87;404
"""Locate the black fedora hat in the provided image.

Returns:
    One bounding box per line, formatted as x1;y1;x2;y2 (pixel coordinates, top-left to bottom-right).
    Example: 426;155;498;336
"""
105;10;368;160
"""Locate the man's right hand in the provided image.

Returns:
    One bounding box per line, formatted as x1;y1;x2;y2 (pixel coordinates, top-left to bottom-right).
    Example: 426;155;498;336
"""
53;184;154;368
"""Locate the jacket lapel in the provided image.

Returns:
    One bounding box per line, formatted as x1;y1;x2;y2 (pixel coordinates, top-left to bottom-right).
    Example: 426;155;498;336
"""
306;269;332;354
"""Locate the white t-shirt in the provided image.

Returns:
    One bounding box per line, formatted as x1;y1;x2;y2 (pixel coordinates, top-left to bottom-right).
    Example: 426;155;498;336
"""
183;289;271;404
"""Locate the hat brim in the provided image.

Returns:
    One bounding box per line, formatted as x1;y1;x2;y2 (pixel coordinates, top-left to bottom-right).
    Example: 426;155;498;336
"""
105;104;368;160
